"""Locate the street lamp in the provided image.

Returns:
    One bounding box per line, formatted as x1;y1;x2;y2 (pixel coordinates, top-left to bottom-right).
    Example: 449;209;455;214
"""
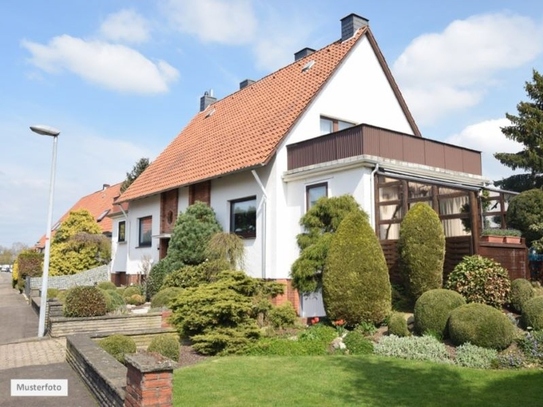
30;124;61;337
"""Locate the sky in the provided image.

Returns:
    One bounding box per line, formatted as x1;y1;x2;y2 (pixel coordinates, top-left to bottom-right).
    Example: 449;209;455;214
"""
1;0;542;248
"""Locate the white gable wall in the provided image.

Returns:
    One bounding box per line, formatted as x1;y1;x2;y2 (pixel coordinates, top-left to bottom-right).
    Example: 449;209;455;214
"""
265;35;415;280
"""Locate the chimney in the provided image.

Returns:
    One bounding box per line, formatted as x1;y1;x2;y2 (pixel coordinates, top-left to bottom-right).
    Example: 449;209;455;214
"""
239;79;255;90
199;90;217;112
294;47;315;61
102;184;110;190
341;13;369;41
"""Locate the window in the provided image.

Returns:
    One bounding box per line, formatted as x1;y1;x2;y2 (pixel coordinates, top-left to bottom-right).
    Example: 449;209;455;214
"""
231;197;257;238
138;216;152;247
306;183;328;210
118;221;126;243
319;116;355;135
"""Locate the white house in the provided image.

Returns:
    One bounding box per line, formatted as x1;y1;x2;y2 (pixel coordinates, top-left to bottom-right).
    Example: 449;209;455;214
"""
111;13;522;315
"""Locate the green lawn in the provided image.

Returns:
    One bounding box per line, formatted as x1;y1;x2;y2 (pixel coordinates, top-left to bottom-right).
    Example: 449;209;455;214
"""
173;355;542;406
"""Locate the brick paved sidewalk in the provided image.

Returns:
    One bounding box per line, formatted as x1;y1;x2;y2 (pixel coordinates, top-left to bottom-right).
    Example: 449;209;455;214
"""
0;337;66;370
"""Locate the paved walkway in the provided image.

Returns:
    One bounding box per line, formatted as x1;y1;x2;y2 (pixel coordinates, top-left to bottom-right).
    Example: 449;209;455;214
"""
0;272;97;406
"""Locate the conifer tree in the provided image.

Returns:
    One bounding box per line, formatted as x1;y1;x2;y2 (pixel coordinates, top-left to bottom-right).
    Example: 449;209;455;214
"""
494;69;543;191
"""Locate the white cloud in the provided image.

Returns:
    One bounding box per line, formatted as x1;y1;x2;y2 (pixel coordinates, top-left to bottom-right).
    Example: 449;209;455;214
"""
446;118;523;181
22;35;179;94
162;0;257;45
98;9;151;44
393;12;543;124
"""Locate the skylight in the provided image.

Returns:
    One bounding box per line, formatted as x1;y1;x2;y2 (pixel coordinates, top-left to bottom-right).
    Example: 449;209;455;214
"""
302;60;315;72
97;209;110;222
205;108;216;118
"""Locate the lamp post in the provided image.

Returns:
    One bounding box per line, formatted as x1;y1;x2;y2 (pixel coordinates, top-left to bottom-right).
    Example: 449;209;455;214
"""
30;124;61;337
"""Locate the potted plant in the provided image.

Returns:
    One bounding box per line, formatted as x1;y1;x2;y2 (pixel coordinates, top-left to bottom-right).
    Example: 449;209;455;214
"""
481;228;522;244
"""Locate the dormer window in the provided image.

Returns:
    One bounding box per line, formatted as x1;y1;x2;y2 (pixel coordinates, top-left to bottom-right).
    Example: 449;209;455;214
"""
320;116;355;135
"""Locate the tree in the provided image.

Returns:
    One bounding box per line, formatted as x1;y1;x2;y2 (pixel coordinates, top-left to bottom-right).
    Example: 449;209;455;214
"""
0;242;29;265
146;202;222;298
323;210;391;326
120;157;150;193
506;188;543;246
290;195;362;293
48;209;111;275
399;203;445;302
494;69;543;192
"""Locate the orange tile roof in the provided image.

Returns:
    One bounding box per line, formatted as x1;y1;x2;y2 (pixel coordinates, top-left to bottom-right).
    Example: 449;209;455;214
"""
119;26;418;203
35;183;122;249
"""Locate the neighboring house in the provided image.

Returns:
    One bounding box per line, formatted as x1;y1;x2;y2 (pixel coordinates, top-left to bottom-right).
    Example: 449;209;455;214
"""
113;13;526;315
35;183;122;252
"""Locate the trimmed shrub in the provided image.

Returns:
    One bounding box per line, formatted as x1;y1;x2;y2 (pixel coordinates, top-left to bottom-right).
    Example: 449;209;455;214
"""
244;328;333;356
510;278;534;313
414;289;466;338
101;289;125;312
399;203;445;301
125;294;145;306
98;334;136;364
521;296;543;330
445;255;511;308
343;331;374;355
506;189;543;245
387;312;410;337
162;260;230;290
448;303;515;350
169;271;282;355
147;334;180;362
267;302;298;329
374;335;452;364
47;288;60;299
146;260;170;301
63;286;107;317
97;281;117;291
151;287;184;309
454;343;498;369
123;286;142;299
323;210;391;326
291;195;361;293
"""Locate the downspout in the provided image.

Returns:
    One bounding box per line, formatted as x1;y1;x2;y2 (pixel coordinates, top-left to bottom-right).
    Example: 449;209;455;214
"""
251;170;267;279
370;163;380;230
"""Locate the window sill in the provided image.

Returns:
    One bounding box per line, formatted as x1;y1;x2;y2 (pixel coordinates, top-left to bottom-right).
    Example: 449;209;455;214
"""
136;244;152;249
117;240;126;245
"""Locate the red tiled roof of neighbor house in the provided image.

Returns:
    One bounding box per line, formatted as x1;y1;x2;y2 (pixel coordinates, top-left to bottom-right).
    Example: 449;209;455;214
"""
35;183;122;249
119;25;419;203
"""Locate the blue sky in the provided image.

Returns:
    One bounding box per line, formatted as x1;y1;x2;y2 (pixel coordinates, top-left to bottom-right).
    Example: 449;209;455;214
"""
1;0;543;248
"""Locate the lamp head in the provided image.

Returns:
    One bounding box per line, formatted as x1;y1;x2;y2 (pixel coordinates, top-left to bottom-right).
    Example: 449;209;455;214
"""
30;125;61;137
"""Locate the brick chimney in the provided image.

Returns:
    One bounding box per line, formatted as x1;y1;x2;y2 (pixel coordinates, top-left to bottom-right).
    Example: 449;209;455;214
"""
200;90;217;112
341;13;369;41
294;47;315;61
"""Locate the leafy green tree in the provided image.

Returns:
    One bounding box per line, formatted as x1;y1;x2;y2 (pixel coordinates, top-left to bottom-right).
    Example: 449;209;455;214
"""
146;202;222;298
49;209;111;275
120;157;150;193
399;203;445;301
290;195;361;293
494;69;543;191
323;210;391;326
0;242;28;265
506;188;543;246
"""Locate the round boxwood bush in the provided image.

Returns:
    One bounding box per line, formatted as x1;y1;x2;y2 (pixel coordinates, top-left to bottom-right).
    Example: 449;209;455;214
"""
521;296;543;330
147;334;180;362
126;294;146;306
399;203;445;301
97;281;117;291
445;255;511;308
343;331;374;355
323;210;391;326
267;302;298;329
151;287;184;309
98;334;136;364
448;303;515;350
123;286;143;299
100;288;125;312
414;289;466;338
63;286;107;317
387;312;410;337
510;278;534;313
